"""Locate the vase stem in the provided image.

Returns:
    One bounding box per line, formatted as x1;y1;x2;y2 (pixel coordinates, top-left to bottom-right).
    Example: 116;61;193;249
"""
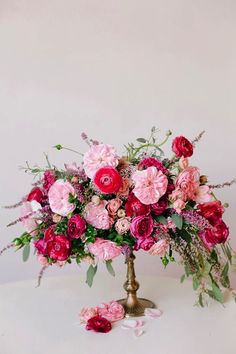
117;251;155;317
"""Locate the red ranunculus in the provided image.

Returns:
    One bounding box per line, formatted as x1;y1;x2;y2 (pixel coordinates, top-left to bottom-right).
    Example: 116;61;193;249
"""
134;236;155;251
86;315;112;333
94;167;122;194
198;201;224;226
172;136;193;158
125;193;150;217
130;215;154;239
27;187;44;203
45;234;71;261
138;157;168;175
151;198;168;216
67;215;87;239
199;220;229;248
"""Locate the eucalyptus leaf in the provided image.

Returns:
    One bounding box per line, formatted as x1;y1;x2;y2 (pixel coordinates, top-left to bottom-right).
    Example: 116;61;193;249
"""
199;293;204;307
193;277;200;291
86;265;97;287
171;214;183;230
209;278;224;303
155;215;168;225
22;243;30;262
106;260;115;277
180;274;185;283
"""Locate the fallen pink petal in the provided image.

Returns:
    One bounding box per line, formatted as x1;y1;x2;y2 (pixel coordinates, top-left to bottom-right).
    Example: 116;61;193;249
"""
121;319;144;330
134;328;144;337
144;308;163;318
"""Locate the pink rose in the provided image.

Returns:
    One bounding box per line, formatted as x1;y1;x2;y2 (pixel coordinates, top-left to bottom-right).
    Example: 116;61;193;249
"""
194;185;212;204
88;238;122;260
132;166;168;205
115;218;131;234
107;198;122;216
151;198;168;216
80;307;98;323
149;239;169;256
83;144;119;179
48;179;76;216
27;187;44;203
97;301;125;322
134;236;155;251
86;315;112;333
84;200;113;229
130;215;154;238
67;214;87;238
20;201;42;235
173;199;186;214
125;193;150;217
173;167;200;201
117;178;130;198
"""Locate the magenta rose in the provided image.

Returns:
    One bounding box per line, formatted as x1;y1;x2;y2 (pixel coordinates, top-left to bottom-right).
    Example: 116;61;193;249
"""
172;136;193;158
67;215;87;238
138;157;168;175
130;215;154;239
86;315;112;333
199;221;229;248
134;236;155;251
43;170;56;191
198;201;224;226
151;198;168;216
94;167;122;194
27;187;44;203
125;193;150;217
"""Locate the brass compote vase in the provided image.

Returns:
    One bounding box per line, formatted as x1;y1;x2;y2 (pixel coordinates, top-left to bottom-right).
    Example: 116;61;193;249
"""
118;251;155;317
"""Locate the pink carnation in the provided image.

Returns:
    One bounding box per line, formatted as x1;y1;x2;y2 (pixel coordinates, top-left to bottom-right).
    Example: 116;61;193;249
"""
84;200;113;229
83;144;119;179
132;166;168;205
48;179;76;216
97;301;125;322
88;238;122;260
149;239;169;256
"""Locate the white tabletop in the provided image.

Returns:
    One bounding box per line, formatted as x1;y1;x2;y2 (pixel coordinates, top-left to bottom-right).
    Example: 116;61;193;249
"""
0;273;235;354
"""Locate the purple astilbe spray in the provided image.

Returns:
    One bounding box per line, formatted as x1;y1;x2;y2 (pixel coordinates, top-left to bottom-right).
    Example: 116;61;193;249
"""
208;179;236;189
192;131;205;147
3;198;26;209
36;265;48;287
0;243;15;256
181;210;212;230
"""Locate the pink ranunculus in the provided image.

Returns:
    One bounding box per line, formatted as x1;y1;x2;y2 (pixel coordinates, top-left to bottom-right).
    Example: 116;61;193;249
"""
149;239;169;256
94;167;122;194
88;238;122;260
130;215;154;238
83;144;119;179
67;214;87;239
107;198;122;216
132;166;168;205
115;218;131;234
79;307;98;323
84;200;113;229
97;301;125;322
193;185;212;204
173;199;186;214
20;201;42;235
134;236;155;251
48;179;76;216
173;166;200;201
45;233;71;261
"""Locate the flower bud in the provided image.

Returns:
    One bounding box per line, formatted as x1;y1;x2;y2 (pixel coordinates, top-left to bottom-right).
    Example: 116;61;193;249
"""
117;209;126;218
200;175;208;184
91;195;100;205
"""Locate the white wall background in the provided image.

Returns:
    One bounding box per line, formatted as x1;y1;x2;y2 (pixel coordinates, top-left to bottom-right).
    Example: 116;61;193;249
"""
0;0;236;286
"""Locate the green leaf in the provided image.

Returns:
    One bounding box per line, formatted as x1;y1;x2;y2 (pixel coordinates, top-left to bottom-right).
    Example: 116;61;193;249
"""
171;214;183;230
208;277;224;303
22;243;30;262
221;262;229;279
193;277;200;291
155;215;168;225
105;260;115;277
136;138;147;143
199;293;204;307
86;265;97;287
180;274;185;283
178;229;192;243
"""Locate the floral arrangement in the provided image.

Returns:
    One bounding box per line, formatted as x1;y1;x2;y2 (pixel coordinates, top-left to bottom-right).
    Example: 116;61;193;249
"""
2;128;236;307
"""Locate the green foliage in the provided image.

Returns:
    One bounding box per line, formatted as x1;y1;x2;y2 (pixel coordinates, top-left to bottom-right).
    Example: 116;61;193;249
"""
54;144;63;150
220;262;230;288
155;215;168;225
105;260;115;277
85;225;98;243
55;218;68;234
22;243;30;262
86;264;97;287
171;214;183;229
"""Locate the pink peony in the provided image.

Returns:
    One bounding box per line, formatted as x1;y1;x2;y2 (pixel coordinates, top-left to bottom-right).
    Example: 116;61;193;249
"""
172;167;200;201
20;201;42;235
48;179;76;216
132;166;168;205
83;144;119;179
97;301;125;322
80;307;98;323
130;215;154;238
88;238;122;260
149;239;169;256
84;200;113;229
115;218;131;234
107;198;122;216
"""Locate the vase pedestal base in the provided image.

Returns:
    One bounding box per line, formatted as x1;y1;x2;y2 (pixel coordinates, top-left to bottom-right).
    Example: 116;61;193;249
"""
117;297;155;317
